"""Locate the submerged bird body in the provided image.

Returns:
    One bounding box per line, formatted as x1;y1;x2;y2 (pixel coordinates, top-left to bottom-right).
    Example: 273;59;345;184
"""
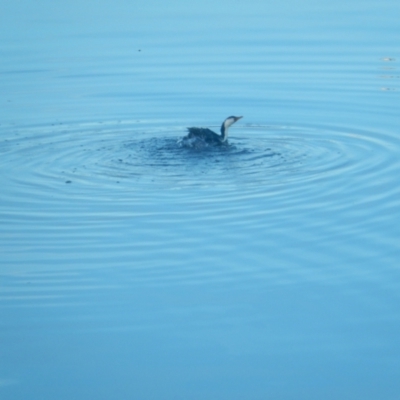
186;127;223;144
181;116;243;147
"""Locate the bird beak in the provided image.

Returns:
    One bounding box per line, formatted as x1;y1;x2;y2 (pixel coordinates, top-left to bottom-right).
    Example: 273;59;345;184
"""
234;116;243;122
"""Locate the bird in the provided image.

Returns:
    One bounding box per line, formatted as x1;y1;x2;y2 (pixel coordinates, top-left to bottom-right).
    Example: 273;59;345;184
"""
181;116;243;147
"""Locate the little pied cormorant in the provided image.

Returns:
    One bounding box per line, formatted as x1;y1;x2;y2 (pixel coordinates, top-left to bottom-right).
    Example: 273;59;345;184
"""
183;116;243;146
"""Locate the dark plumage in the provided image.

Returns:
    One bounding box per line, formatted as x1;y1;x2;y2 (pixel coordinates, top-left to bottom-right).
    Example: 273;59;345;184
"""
183;116;243;147
186;127;224;144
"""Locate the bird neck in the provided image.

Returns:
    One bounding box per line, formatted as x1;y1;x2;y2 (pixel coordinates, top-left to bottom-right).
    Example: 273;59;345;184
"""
220;124;228;142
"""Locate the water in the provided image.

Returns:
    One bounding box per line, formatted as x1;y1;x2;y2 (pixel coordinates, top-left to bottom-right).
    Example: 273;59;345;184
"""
1;0;400;399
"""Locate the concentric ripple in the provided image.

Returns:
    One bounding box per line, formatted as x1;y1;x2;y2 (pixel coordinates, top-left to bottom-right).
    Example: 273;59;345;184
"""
1;120;400;286
1;120;398;203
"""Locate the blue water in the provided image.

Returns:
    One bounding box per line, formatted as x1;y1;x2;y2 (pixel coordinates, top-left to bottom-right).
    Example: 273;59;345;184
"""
1;0;400;399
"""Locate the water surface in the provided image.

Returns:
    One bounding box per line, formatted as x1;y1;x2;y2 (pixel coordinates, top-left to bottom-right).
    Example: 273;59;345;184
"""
1;0;400;399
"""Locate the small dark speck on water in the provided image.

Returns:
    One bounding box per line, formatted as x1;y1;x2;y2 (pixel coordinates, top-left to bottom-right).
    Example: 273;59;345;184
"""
65;180;72;184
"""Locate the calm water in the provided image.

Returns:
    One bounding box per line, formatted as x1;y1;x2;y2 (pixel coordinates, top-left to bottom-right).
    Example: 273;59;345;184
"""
1;0;400;399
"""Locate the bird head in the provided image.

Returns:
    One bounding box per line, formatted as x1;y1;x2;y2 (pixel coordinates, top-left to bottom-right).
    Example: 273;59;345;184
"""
224;116;243;129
